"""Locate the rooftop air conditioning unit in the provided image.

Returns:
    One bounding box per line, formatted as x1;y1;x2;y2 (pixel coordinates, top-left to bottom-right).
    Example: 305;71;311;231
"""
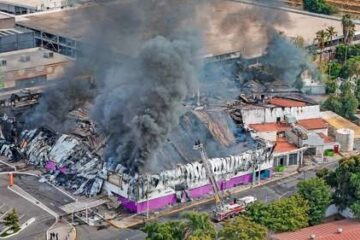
43;52;54;58
20;55;30;62
0;59;6;66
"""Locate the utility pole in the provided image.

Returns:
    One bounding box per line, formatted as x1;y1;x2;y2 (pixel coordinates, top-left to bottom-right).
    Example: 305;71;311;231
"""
197;87;200;106
85;204;88;224
146;175;150;219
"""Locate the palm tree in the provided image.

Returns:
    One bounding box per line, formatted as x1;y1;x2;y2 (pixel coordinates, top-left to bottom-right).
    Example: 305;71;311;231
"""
342;14;355;45
314;30;328;64
181;211;216;240
326;26;337;59
326;26;337;43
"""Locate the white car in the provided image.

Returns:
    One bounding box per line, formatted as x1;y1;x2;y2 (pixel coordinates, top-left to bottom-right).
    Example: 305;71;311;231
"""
238;196;257;206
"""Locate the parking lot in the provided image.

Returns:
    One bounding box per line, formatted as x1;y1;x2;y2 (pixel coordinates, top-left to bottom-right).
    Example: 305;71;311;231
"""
0;174;55;240
14;174;75;215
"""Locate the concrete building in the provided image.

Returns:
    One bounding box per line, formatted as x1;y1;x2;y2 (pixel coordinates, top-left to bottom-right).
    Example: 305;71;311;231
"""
0;12;35;53
0;47;73;89
15;0;360;58
0;11;14;28
232;96;338;167
321;111;360;150
0;0;70;15
0;27;34;53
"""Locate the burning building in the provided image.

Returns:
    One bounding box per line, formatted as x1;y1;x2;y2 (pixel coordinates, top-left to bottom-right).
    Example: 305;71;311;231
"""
0;0;336;214
103;107;274;213
0;102;275;213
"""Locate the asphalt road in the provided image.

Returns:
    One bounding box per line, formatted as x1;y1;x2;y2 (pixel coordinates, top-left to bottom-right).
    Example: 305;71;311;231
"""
14;174;75;215
76;224;146;240
158;161;339;222
0;163;13;172
0;175;55;240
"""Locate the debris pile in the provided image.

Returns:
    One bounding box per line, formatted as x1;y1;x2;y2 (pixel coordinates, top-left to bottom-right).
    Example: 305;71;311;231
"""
0;105;107;197
19;127;106;197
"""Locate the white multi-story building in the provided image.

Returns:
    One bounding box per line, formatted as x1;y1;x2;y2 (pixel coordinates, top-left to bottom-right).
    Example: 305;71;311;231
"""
0;0;71;15
234;96;339;167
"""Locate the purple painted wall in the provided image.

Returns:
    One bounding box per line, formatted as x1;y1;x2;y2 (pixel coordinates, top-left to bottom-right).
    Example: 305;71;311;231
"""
117;170;267;213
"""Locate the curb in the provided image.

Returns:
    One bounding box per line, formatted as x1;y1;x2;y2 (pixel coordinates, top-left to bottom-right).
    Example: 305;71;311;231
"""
111;160;339;229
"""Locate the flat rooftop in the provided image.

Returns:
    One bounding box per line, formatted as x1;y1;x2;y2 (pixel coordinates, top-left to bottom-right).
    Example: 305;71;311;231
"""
0;0;42;9
321;111;360;139
0;27;32;37
0;47;73;72
0;11;13;19
16;1;360;57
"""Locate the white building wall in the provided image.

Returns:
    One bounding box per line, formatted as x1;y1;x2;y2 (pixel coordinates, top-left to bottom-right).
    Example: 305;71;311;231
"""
241;105;320;126
38;0;67;10
104;148;274;202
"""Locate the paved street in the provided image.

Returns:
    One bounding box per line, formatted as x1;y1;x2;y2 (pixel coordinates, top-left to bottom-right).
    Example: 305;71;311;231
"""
158;161;339;222
0;174;55;240
76;224;146;240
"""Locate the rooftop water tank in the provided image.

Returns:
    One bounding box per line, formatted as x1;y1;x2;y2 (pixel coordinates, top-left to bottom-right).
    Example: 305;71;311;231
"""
336;128;354;152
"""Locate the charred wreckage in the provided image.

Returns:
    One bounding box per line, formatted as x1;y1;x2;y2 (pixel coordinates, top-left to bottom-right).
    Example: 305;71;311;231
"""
0;90;276;213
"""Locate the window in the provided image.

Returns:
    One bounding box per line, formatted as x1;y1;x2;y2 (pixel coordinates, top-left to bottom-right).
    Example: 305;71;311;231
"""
289;153;298;165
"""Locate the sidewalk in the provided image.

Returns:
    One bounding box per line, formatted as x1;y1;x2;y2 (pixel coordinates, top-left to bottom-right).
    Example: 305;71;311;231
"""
110;157;339;229
48;221;76;240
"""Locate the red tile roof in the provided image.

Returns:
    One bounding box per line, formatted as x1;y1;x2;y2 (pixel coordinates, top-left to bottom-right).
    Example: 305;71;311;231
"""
269;97;307;107
249;122;290;132
272;219;360;240
298;118;328;130
274;137;298;153
318;132;335;143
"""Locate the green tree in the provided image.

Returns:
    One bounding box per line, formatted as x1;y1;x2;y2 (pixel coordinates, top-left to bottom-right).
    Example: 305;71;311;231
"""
143;221;185;240
316;168;330;180
355;78;360;102
182;211;216;240
322;94;342;114
143;211;216;240
325;78;337;94
326;156;360;218
326;26;337;43
303;0;337;15
297;178;332;225
335;44;360;63
3;209;20;232
246;194;309;233
314;30;328;64
339;80;358;118
326;61;342;79
218;216;267;240
326;26;337;59
346;56;360;79
342;14;356;45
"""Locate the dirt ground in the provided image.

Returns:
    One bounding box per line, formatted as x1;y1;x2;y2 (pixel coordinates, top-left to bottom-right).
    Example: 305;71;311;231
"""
200;1;360;57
